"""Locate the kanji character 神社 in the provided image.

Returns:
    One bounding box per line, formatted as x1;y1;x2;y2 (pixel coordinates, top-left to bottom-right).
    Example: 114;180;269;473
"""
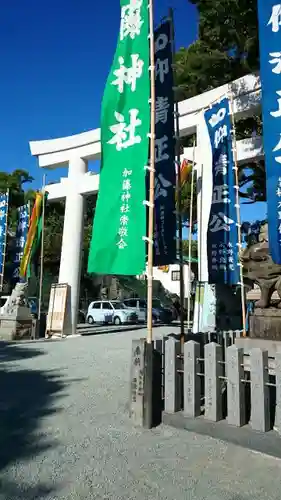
108;109;142;151
112;54;144;93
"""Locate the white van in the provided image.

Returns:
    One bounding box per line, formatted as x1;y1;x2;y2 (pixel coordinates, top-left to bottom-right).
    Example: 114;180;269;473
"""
86;300;138;325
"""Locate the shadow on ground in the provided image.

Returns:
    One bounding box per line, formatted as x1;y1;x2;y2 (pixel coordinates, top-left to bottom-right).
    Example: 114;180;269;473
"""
0;341;67;499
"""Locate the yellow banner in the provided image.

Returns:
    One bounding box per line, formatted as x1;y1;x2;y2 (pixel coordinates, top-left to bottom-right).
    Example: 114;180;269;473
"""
20;192;43;277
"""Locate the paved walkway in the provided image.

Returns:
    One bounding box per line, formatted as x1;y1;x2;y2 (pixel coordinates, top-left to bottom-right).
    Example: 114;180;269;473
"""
0;327;280;500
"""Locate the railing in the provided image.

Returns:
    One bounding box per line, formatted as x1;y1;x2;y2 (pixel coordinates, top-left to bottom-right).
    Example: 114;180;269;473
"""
163;333;281;433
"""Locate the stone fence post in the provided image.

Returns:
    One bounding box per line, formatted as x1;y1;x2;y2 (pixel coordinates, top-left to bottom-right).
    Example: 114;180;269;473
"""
164;337;181;413
204;342;223;422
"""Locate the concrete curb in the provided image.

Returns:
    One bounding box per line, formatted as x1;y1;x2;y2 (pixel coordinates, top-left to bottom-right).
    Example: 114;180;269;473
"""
162;411;281;460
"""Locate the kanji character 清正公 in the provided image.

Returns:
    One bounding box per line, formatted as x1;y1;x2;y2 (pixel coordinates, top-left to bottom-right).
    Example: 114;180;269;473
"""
273;134;281;163
155;58;169;84
120;0;144;40
112;54;144;93
268;4;281;33
108;109;142;151
155;97;169;125
13;268;20;278
214;125;228;149
212;185;230;205
155;135;169;163
270;91;281;118
0;209;5;220
18;236;26;248
209;212;234;232
154;174;172;201
214;154;228;176
269;52;281;74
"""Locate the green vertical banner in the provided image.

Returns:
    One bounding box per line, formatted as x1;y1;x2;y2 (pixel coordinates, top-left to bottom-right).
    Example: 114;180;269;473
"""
87;0;150;275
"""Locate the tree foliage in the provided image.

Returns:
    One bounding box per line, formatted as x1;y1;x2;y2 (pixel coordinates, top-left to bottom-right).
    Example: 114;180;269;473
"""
175;0;264;215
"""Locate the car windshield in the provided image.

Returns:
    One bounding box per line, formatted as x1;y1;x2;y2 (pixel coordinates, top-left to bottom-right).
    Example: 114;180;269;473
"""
111;302;125;309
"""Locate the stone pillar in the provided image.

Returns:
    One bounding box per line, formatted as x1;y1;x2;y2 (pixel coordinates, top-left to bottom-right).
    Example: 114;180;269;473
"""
184;340;201;417
204;342;223;422
250;348;270;432
226;345;246;427
58;157;87;335
164;337;181;413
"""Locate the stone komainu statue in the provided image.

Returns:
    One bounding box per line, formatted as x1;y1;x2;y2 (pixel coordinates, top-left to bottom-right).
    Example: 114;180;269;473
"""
241;223;281;308
3;282;28;315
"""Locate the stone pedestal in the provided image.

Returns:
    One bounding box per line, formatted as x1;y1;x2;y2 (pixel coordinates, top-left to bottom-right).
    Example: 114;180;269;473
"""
0;306;33;341
249;308;281;341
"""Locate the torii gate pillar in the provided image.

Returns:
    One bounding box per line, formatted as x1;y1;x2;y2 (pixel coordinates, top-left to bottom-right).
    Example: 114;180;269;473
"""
29;130;101;335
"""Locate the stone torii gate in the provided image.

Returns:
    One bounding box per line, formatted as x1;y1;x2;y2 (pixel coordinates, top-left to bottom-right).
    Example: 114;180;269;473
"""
29;72;262;335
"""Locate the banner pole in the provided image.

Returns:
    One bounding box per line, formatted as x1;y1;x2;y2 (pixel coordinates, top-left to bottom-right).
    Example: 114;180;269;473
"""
229;93;247;337
146;0;156;345
0;189;9;293
187;140;196;329
168;7;185;346
38;175;46;322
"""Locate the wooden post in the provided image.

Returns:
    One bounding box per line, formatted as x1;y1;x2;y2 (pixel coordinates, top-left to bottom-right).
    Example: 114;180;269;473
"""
38;175;46;322
146;0;156;345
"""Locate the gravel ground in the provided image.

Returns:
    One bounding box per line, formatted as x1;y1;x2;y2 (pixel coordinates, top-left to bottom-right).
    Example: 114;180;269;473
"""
0;326;281;500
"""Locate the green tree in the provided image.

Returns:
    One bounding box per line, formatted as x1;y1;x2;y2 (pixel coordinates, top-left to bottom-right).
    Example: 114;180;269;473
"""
174;0;264;214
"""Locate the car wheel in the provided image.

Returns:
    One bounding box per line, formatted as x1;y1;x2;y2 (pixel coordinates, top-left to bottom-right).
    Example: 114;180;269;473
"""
87;316;94;325
114;316;122;325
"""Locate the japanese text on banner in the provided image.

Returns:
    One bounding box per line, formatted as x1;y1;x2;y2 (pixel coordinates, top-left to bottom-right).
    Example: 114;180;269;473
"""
12;204;29;280
153;21;176;266
258;1;281;263
0;192;8;280
87;0;150;275
204;98;239;285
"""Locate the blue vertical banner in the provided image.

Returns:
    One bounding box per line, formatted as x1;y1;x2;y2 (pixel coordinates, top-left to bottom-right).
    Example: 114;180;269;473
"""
204;97;239;285
0;192;9;289
12;204;29;280
153;21;176;266
258;1;281;263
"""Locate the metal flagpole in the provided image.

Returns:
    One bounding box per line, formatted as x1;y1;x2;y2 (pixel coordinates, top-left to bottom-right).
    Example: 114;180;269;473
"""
146;0;156;345
229;93;247;337
38;175;46;322
169;7;185;346
0;189;9;292
187;140;196;329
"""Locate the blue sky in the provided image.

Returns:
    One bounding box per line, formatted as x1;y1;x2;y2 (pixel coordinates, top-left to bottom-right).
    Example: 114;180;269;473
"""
0;0;265;223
